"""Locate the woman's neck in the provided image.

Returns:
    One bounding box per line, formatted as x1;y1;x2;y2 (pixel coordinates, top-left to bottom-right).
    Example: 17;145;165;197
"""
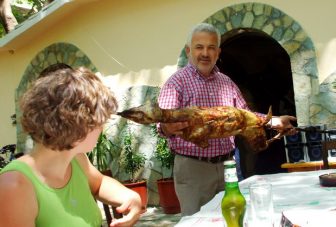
21;144;76;188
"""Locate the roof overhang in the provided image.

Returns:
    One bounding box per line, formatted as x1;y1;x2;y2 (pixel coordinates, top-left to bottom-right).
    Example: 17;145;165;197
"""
0;0;96;52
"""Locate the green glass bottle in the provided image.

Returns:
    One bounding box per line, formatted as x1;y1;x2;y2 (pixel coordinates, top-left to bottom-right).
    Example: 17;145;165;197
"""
221;160;246;227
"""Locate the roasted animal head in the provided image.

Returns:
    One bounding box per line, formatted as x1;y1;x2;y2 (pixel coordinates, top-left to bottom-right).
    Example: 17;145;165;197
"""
117;101;162;124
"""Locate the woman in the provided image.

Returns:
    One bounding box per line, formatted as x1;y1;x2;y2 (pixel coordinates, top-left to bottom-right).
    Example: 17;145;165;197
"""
0;67;142;227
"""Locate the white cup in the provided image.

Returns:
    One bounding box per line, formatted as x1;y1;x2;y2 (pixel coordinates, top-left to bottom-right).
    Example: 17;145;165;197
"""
248;181;274;227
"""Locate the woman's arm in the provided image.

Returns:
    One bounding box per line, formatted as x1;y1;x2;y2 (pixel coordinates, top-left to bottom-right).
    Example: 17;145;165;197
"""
0;171;37;227
75;153;142;226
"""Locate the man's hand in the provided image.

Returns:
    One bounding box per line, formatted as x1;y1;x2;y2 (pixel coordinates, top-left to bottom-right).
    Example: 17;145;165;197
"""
270;115;298;136
161;122;189;137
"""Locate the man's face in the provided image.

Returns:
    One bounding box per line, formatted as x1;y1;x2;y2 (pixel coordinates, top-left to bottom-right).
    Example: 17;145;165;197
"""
186;31;221;77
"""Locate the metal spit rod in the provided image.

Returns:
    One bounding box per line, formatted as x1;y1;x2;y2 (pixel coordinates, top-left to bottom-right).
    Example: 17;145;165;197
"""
295;126;336;134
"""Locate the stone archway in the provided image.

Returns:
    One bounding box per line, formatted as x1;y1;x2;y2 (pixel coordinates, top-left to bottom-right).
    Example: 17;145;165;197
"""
178;2;318;127
15;42;97;152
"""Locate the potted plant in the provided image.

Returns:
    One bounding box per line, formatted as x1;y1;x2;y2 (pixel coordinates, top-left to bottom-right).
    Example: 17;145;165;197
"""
152;125;181;214
120;129;148;213
87;132;118;174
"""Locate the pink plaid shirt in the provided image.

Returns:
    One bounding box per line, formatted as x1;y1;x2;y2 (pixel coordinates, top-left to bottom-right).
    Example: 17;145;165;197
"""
158;63;250;158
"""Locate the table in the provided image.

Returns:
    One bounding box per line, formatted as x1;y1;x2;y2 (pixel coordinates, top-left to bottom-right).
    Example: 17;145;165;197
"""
175;169;336;226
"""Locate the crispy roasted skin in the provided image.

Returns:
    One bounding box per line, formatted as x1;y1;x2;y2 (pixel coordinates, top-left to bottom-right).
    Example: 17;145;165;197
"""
117;102;274;152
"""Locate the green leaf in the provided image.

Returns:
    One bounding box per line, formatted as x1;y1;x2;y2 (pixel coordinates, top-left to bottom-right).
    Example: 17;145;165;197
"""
150;124;175;178
120;129;146;182
87;131;119;172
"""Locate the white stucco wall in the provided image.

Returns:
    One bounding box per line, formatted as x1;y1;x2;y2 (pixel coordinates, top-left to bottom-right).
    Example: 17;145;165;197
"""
1;0;336;146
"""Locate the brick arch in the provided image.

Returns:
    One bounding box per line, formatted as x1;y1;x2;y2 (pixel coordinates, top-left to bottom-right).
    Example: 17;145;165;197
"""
177;2;318;126
15;42;97;152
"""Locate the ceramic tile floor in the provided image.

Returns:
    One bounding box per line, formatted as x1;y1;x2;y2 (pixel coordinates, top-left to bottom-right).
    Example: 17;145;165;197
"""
99;203;181;227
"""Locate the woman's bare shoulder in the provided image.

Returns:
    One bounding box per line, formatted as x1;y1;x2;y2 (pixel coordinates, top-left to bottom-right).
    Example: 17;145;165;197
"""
0;170;37;226
0;170;35;196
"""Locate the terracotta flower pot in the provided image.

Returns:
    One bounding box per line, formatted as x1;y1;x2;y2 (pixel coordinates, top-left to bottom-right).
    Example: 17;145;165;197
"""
157;178;181;214
124;180;148;213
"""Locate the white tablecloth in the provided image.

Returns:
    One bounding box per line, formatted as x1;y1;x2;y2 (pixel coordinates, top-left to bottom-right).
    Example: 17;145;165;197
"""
175;169;336;227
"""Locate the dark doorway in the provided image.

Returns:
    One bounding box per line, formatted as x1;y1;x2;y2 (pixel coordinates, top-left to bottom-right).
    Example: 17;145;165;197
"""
216;28;296;178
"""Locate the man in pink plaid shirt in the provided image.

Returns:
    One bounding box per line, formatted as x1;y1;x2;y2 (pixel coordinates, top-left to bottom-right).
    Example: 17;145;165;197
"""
158;23;297;216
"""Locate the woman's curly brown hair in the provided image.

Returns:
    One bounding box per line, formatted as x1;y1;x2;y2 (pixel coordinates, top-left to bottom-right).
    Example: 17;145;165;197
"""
20;67;117;151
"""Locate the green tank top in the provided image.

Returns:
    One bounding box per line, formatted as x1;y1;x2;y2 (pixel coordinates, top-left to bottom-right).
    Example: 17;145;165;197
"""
0;159;102;227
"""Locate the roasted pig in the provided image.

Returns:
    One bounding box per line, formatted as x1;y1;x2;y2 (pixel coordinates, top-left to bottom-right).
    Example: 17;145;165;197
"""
117;102;281;152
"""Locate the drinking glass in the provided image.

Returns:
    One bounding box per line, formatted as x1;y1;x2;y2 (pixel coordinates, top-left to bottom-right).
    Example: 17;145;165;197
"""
248;181;274;227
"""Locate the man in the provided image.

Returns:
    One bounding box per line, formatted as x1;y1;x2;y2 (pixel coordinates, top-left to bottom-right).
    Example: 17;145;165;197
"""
157;23;297;216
